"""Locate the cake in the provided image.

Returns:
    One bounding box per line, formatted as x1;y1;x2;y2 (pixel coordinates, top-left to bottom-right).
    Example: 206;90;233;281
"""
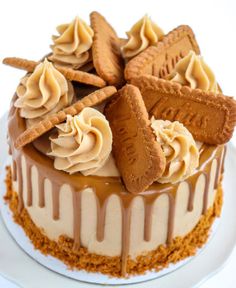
3;11;236;278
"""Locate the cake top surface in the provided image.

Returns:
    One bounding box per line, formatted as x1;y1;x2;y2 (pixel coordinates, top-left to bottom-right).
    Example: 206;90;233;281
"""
3;12;236;194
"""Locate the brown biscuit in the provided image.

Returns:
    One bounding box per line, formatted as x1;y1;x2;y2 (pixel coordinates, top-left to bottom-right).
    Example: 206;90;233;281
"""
125;25;200;81
15;86;117;149
3;57;106;88
104;84;165;194
131;75;236;145
90;11;125;87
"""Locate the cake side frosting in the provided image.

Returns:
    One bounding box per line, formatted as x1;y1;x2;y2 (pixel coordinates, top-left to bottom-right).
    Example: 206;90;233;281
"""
4;166;224;277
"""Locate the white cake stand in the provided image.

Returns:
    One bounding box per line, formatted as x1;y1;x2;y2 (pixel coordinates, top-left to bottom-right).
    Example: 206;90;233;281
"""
0;113;236;288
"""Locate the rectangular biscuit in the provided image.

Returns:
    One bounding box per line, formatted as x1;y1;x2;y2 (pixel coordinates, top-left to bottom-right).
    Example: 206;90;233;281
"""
104;84;165;194
131;75;236;145
15;86;117;149
3;57;106;88
90;12;125;87
125;25;200;81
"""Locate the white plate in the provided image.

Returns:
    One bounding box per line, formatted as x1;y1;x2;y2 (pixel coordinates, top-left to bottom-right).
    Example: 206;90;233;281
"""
0;113;236;288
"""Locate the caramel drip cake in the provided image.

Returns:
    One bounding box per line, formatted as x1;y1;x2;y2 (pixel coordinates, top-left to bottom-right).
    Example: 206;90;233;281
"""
3;11;236;277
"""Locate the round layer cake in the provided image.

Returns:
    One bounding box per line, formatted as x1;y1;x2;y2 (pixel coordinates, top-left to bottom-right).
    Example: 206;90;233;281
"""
3;11;235;278
6;101;225;276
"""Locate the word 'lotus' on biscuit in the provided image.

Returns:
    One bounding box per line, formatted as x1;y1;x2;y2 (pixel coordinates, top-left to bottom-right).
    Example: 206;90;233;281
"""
105;84;166;194
131;75;236;145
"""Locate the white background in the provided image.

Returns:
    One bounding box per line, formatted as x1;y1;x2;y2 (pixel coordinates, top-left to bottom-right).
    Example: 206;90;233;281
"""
0;0;236;287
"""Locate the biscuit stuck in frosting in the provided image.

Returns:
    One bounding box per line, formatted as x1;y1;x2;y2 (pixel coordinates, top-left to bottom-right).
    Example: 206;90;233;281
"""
49;16;94;69
121;15;164;59
151;118;199;184
15;59;74;125
49;107;113;176
167;50;218;92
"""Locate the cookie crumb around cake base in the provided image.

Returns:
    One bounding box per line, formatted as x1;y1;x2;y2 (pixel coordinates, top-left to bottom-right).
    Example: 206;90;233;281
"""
4;166;223;277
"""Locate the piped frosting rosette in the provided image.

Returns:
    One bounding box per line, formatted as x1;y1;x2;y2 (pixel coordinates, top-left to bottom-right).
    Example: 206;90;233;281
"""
121;15;164;59
151;118;199;184
49;16;94;69
15;59;74;126
48;107;113;176
167;50;218;92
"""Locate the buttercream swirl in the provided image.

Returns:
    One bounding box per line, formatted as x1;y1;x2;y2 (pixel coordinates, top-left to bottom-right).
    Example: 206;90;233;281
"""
167;50;218;92
151;118;199;184
48;107;113;176
121;15;164;59
15;59;73;125
49;16;94;69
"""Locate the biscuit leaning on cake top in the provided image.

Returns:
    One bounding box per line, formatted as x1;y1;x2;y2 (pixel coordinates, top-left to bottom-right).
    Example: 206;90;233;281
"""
90;11;125;87
104;84;166;194
131;75;236;145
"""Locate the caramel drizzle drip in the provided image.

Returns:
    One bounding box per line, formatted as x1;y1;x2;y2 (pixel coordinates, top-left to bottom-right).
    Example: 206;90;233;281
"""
15;156;23;213
202;174;210;214
8;103;225;276
72;189;82;251
144;195;156;241
187;176;199;212
52;183;60;220
167;193;175;243
96;195;111;242
215;146;226;187
26;162;32;206
121;200;131;276
38;176;46;208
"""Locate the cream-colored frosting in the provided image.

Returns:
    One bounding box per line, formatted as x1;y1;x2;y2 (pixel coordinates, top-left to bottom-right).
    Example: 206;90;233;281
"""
151;119;199;184
49;16;94;69
49;107;113;176
121;15;164;59
167;50;218;92
93;155;120;177
15;59;73;124
15;153;218;258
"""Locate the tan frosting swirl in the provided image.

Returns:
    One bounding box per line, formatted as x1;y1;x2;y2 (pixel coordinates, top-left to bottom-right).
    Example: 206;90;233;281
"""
48;107;113;176
15;59;73;125
121;15;164;59
49;16;94;69
151;118;199;184
167;50;218;92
